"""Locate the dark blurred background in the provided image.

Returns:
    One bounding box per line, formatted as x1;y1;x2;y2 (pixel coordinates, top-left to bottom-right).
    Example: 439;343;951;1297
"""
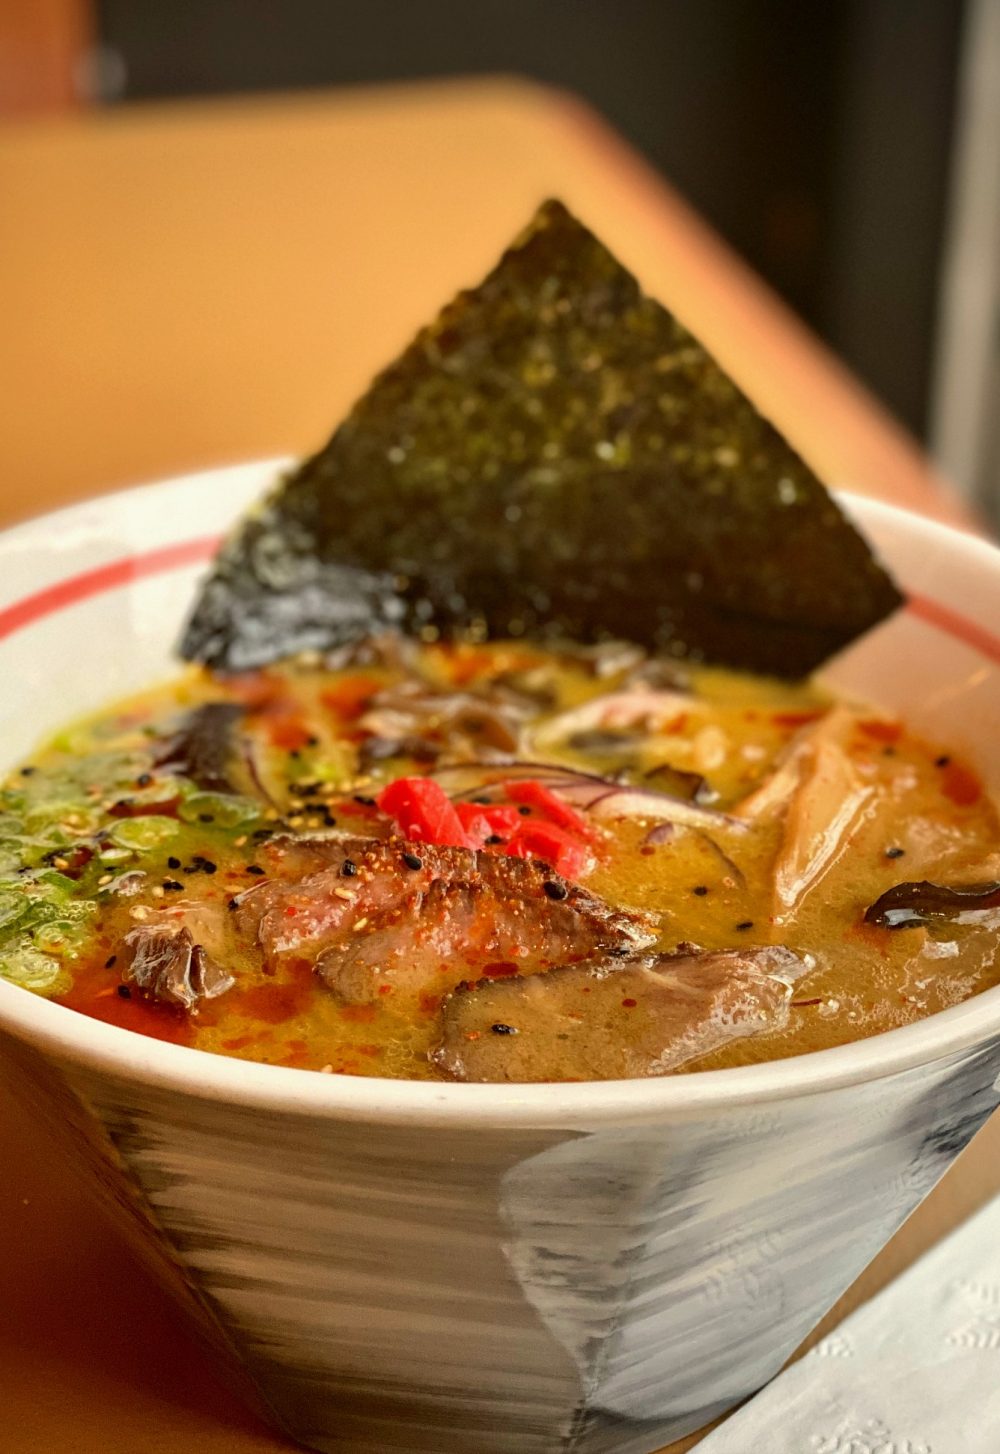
94;0;963;441
5;0;998;513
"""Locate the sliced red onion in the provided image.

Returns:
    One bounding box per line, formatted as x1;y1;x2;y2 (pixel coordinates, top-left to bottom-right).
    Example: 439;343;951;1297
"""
241;737;279;808
692;828;748;889
430;759;744;833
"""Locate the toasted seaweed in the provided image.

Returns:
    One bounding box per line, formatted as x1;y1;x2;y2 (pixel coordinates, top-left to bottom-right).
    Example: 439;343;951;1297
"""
181;199;902;677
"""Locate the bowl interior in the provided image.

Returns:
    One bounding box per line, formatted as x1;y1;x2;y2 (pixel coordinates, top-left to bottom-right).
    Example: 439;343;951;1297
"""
0;461;998;1125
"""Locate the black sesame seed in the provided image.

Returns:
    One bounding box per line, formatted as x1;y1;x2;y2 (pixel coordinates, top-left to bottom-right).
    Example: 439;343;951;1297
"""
104;954;117;969
306;735;320;747
19;765;36;776
354;794;377;807
116;984;132;999
252;827;274;841
200;860;217;875
289;749;301;760
320;810;338;826
163;879;184;891
472;796;492;805
491;1023;518;1035
341;859;358;877
882;746;896;757
485;834;504;845
402;852;423;870
735;920;754;931
517;804;532;816
692;885;709;897
136;772;153;787
228;897;239;910
167;856;181;870
246;864;265;876
935;755;951;768
543;880;568;901
885;846;905;859
198;813;214;823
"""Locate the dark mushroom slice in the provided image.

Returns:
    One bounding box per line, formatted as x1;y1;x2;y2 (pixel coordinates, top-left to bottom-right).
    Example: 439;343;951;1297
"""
233;834;656;1007
358;681;529;761
153;702;247;793
180;199;902;678
122;922;234;1010
432;945;806;1082
864;880;1000;930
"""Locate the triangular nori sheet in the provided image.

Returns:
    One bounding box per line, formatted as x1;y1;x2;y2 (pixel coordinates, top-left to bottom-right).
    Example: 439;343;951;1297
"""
181;199;902;677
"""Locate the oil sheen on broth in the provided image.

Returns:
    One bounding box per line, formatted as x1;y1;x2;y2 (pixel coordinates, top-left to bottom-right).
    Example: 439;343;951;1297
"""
2;640;997;1081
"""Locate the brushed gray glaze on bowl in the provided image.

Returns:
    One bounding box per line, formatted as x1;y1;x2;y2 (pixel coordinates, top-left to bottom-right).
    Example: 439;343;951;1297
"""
5;1030;998;1454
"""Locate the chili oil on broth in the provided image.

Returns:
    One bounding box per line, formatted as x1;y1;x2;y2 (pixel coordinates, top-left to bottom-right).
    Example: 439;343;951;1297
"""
0;640;996;1081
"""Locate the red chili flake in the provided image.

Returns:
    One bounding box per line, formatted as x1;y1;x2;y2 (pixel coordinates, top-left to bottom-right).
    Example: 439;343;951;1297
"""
268;715;313;751
319;674;383;722
481;962;519;979
858;719;902;744
447;644;541;686
621;998;638;1008
772;710;824;728
223;671;284;708
940;760;982;807
418;991;443;1014
377;984;394;996
222;1033;256;1050
377;776;473;848
236;979;313;1024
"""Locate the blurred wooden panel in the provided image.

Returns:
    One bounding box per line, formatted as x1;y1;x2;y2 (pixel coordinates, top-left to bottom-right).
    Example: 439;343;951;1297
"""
0;78;967;527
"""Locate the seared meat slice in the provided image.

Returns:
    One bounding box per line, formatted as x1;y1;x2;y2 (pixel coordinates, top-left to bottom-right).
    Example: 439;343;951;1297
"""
432;945;805;1082
123;921;235;1010
235;835;656;1006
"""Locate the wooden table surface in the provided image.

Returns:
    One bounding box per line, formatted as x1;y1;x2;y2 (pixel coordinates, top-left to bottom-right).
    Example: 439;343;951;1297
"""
1;77;997;1454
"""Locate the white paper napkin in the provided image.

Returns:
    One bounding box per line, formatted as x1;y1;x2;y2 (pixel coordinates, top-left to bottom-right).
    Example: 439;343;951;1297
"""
695;1193;1000;1452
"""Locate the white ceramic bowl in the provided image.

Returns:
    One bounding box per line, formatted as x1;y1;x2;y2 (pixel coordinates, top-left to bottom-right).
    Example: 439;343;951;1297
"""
1;462;999;1454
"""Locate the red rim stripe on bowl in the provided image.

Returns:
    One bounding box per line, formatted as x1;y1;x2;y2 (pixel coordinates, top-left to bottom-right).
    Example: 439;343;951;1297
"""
907;593;1000;668
0;537;222;642
0;540;999;669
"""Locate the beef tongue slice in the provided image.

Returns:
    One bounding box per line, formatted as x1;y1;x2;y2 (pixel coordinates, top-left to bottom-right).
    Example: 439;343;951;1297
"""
432;944;807;1082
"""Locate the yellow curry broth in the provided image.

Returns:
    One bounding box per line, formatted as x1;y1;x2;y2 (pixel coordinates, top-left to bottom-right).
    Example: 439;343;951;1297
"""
3;642;997;1080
